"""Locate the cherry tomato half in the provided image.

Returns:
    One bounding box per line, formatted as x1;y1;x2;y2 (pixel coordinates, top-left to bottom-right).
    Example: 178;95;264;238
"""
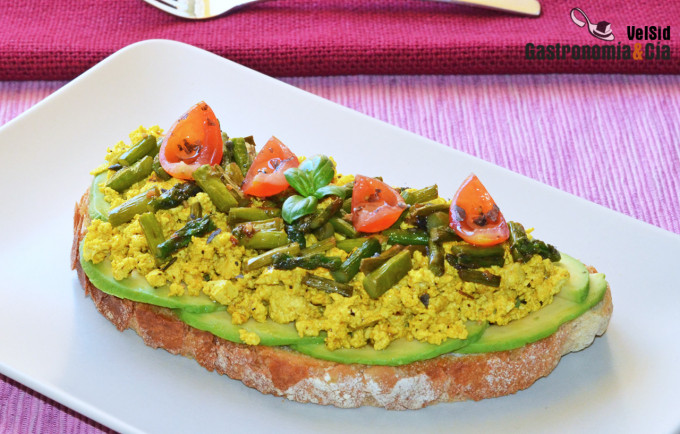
242;136;299;197
159;101;223;180
351;175;407;233
449;174;509;246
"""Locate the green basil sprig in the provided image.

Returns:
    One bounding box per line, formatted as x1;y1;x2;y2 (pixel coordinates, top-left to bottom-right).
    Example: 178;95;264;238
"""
282;155;346;223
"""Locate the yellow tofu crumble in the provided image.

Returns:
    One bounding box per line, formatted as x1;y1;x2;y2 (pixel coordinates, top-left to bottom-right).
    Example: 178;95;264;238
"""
82;127;569;351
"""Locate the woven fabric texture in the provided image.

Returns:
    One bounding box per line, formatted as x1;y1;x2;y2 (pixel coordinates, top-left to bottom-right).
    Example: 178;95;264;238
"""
1;0;679;79
0;75;679;432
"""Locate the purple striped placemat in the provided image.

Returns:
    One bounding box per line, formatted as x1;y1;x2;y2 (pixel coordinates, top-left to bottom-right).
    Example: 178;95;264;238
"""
1;75;678;433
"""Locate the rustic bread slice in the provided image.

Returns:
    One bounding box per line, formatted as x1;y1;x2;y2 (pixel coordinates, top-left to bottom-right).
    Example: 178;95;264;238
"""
71;191;613;410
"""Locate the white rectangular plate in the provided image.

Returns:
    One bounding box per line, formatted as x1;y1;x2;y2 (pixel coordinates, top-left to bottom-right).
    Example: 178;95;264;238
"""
1;40;679;433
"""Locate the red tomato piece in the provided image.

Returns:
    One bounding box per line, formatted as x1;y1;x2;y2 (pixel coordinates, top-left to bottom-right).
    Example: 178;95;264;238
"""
159;101;223;180
241;136;299;197
449;174;509;246
351;175;407;233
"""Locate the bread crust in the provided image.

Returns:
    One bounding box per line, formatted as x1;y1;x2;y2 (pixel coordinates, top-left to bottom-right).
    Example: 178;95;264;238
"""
72;191;613;410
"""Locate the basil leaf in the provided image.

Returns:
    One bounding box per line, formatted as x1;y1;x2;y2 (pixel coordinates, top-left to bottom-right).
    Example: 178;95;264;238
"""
299;155;335;192
313;185;346;200
284;167;315;197
282;195;318;223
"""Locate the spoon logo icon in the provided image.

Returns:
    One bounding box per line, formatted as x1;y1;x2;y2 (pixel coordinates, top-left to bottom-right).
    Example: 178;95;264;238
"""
570;8;614;41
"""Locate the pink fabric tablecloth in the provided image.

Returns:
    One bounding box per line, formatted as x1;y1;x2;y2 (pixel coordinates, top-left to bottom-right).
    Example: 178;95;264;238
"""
1;74;679;432
2;0;680;79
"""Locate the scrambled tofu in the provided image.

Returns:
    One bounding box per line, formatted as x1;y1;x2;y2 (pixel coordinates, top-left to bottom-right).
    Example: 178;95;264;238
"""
82;127;569;351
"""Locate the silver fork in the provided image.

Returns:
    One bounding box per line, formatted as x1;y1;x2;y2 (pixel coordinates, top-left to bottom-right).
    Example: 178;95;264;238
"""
143;0;540;19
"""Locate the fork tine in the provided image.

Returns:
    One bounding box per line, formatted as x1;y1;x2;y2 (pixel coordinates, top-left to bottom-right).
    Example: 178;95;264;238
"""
142;0;192;18
143;0;267;19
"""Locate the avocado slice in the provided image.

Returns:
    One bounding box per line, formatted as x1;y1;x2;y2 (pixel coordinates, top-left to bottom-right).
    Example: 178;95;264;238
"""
555;253;590;303
83;176;221;312
290;321;488;366
89;172;110;221
456;273;607;354
177;310;326;346
80;246;223;313
82;175;608;363
81;244;329;341
83;176;325;340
